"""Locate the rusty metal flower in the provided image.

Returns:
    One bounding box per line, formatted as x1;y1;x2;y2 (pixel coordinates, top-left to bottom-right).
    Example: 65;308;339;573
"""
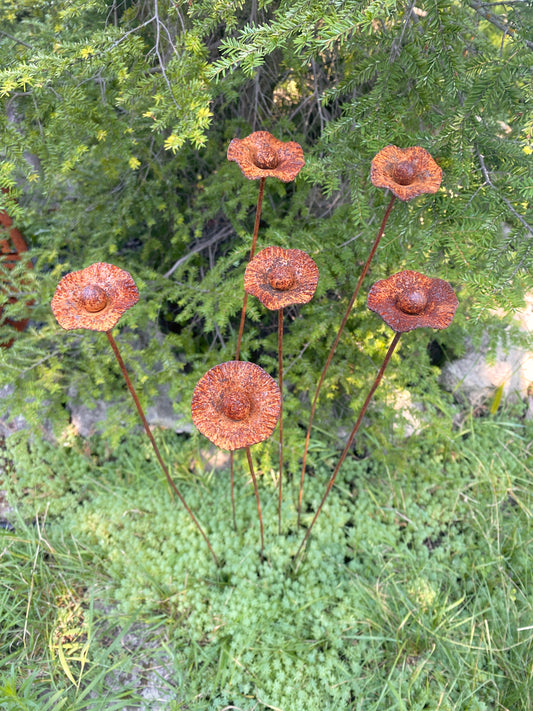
1;202;32;346
227;131;305;182
51;262;139;331
191;361;281;451
370;145;442;201
367;270;458;333
244;246;319;311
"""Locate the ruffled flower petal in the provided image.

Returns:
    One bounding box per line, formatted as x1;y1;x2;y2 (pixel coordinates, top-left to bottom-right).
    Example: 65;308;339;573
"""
51;262;139;331
370;145;442;201
367;270;458;332
191;361;281;451
227;131;305;182
244;246;319;310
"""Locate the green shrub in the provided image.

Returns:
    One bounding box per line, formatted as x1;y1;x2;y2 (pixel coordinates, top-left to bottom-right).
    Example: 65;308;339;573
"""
1;0;532;441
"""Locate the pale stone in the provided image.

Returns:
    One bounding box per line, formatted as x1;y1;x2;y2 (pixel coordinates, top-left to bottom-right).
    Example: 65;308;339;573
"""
388;389;427;437
440;294;533;408
68;383;192;438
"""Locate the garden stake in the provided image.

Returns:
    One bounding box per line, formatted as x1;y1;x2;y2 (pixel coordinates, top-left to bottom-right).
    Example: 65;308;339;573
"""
228;131;305;360
228;132;304;528
230;451;237;532
235;176;265;361
227;131;305;360
244;247;319;533
51;262;220;567
0;188;33;346
277;307;284;533
294;331;401;569
231;177;264;535
229;452;235;531
297;145;443;526
191;360;282;555
294;269;458;568
297;193;395;526
245;445;264;556
105;331;219;566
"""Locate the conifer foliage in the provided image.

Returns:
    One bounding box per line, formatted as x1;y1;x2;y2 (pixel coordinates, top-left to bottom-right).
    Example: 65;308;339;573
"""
0;0;532;437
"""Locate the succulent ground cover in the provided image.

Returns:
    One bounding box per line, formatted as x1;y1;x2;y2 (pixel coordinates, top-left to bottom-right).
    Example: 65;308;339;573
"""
1;408;532;710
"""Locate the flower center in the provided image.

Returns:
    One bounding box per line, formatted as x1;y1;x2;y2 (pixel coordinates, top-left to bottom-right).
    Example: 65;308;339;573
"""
254;145;279;170
80;284;108;312
222;391;251;421
392;160;417;186
268;265;295;291
396;288;428;315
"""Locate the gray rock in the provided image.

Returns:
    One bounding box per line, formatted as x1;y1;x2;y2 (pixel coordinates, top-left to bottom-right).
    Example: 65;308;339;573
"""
440;294;533;408
0;384;29;437
67;383;192;438
0;383;55;439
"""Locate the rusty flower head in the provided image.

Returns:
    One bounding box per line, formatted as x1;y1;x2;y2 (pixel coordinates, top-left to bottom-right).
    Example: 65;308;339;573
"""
370;145;442;201
244;246;319;311
1;211;32;346
51;262;139;331
191;361;281;451
367;270;458;333
227;131;305;182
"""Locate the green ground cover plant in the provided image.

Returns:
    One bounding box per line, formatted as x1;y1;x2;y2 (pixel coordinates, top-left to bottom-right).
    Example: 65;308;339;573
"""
1;1;533;708
1;410;532;709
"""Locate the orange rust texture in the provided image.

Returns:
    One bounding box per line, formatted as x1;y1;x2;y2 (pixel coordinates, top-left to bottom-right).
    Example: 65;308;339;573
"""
51;262;139;331
367;270;458;333
1;188;32;345
244;246;319;310
227;131;305;183
1;188;28;257
191;361;281;451
370;145;442;201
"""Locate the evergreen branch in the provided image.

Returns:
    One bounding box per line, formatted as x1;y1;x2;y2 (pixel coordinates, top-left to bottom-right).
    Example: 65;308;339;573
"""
163;225;234;278
389;0;418;61
468;0;533;50
0;31;33;49
104;16;157;52
477;148;533;280
478;1;531;5
152;0;180;111
476;149;533;237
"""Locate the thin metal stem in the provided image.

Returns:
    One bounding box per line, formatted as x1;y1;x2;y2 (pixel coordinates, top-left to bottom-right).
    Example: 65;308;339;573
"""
232;178;266;545
297;194;396;526
230;449;237;532
245;446;264;556
278;307;284;535
294;331;402;569
105;331;220;567
235;177;266;361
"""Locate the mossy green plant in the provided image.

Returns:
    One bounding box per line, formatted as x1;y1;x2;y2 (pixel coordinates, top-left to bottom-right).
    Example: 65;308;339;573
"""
3;413;532;709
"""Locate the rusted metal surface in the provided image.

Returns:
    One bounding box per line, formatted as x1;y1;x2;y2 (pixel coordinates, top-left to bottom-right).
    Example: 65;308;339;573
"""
227;131;305;182
244;246;319;310
51;262;139;331
0;188;32;345
367;270;458;332
191;360;281;451
370;145;442;201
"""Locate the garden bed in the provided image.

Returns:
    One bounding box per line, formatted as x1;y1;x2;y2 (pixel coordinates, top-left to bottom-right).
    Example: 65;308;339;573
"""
1;410;532;709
